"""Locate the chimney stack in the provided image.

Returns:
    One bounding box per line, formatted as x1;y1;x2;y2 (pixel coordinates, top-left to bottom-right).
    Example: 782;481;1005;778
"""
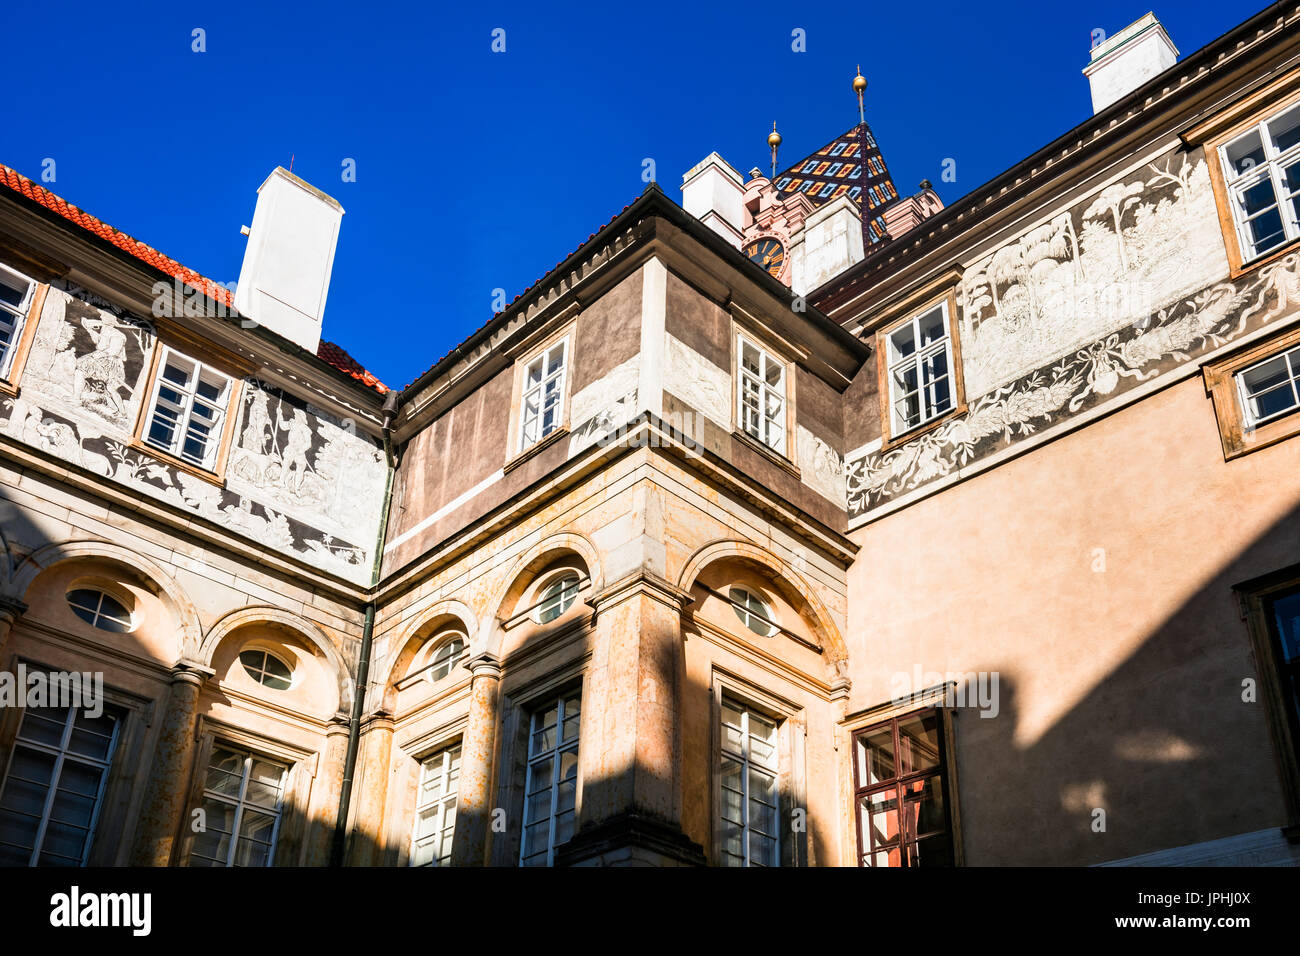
1083;13;1178;115
680;153;746;247
234;167;344;355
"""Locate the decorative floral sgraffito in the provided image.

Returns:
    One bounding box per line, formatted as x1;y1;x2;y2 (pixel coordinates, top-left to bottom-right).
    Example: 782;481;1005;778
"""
960;151;1227;398
846;252;1299;518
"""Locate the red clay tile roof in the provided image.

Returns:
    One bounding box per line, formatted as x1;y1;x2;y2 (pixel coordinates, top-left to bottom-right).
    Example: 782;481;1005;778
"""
0;162;387;394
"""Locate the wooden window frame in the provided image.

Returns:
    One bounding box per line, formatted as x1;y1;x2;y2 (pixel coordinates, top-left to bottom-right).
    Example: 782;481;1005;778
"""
1202;322;1300;460
850;707;959;868
0;263;48;397
504;323;575;471
876;287;967;452
728;311;800;472
409;742;462;867
1234;565;1300;838
129;334;246;485
1187;68;1300;279
709;670;806;867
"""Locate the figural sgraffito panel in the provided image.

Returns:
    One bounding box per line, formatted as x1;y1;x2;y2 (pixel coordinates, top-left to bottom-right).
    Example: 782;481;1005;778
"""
0;283;386;584
844;147;1293;521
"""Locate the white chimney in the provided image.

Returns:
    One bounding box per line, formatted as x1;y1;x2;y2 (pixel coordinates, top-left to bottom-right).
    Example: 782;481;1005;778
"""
1083;12;1178;115
788;195;864;295
681;153;746;247
234;167;344;355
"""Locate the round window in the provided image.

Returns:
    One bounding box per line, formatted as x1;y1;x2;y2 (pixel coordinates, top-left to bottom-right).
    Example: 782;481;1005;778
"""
425;635;465;682
66;588;133;633
239;649;294;690
729;586;776;637
537;574;580;624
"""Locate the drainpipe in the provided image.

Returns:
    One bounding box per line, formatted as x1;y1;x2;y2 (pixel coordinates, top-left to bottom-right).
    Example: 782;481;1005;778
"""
330;387;400;866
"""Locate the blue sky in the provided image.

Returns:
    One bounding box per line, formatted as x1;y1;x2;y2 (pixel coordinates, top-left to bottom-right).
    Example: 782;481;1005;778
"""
4;0;1264;389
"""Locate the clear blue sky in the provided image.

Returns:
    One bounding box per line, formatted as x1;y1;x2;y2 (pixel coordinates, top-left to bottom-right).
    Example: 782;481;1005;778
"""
4;0;1265;390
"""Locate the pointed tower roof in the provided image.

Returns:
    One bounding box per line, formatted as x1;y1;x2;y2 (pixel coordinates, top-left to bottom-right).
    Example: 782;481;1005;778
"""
771;122;899;249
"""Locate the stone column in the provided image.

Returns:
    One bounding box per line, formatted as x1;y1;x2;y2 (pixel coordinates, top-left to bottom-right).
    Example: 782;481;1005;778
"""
345;712;395;866
559;570;705;866
303;716;351;867
451;652;502;866
131;662;210;866
0;596;27;664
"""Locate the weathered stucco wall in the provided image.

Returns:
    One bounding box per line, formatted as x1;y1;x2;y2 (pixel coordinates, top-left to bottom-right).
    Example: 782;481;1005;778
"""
846;373;1300;864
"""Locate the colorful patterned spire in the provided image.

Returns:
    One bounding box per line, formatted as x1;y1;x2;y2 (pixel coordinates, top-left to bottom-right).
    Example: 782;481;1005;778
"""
771;122;899;249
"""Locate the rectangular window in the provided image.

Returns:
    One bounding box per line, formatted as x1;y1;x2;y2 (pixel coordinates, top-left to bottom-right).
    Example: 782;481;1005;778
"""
519;339;567;452
0;703;120;866
1237;343;1300;426
737;334;787;455
718;698;779;867
1219;102;1300;263
410;744;460;867
144;346;233;470
0;264;35;379
886;301;955;435
188;744;286;867
520;691;580;866
852;711;954;867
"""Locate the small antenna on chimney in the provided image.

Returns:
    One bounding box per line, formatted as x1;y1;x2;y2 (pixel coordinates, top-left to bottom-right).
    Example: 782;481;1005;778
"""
289;153;295;173
853;66;867;124
767;123;782;180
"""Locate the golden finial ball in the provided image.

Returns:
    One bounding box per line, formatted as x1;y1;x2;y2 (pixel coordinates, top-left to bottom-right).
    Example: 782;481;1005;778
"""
853;71;867;94
768;123;782;149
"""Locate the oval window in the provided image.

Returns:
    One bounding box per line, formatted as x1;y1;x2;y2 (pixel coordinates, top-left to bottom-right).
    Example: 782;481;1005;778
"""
239;649;294;690
66;588;133;633
426;636;465;682
537;574;580;624
729;586;776;637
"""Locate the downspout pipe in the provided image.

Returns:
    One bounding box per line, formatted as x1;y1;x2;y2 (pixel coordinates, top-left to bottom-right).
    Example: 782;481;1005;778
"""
330;388;400;866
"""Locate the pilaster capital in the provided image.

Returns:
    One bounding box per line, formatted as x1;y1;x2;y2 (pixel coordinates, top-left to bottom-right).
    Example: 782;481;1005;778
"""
169;659;215;687
588;569;695;616
0;594;28;625
465;651;503;681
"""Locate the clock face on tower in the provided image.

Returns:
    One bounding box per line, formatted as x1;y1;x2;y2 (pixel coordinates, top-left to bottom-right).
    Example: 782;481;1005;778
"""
743;237;785;278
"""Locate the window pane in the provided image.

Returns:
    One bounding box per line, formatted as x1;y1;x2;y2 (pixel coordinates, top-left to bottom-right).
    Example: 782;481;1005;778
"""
1268;104;1300;155
890;323;916;360
856;727;895;786
917;307;947;347
897;713;942;775
1226;129;1266;177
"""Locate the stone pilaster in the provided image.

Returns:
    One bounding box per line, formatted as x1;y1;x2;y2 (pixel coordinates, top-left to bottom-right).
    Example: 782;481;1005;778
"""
450;652;502;866
560;570;705;866
345;712;395;866
131;662;210;866
303;716;351;866
0;595;28;664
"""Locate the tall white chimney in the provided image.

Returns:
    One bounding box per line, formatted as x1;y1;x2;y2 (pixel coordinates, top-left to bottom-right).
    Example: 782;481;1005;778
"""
681;153;746;247
234;167;344;354
1083;13;1178;115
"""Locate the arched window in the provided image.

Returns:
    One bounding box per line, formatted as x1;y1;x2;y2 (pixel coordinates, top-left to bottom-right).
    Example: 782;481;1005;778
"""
424;635;465;683
239;649;294;690
66;588;133;633
537;574;580;624
729;586;777;637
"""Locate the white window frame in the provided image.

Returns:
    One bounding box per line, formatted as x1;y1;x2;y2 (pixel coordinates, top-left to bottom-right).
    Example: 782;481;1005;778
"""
728;586;778;638
1235;342;1300;427
1220;101;1300;264
718;698;780;867
736;333;788;455
0;701;120;866
410;743;460;867
143;345;234;470
238;648;295;691
885;301;956;437
535;572;580;624
0;263;35;379
519;691;581;867
66;587;134;633
188;744;287;867
517;337;569;454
